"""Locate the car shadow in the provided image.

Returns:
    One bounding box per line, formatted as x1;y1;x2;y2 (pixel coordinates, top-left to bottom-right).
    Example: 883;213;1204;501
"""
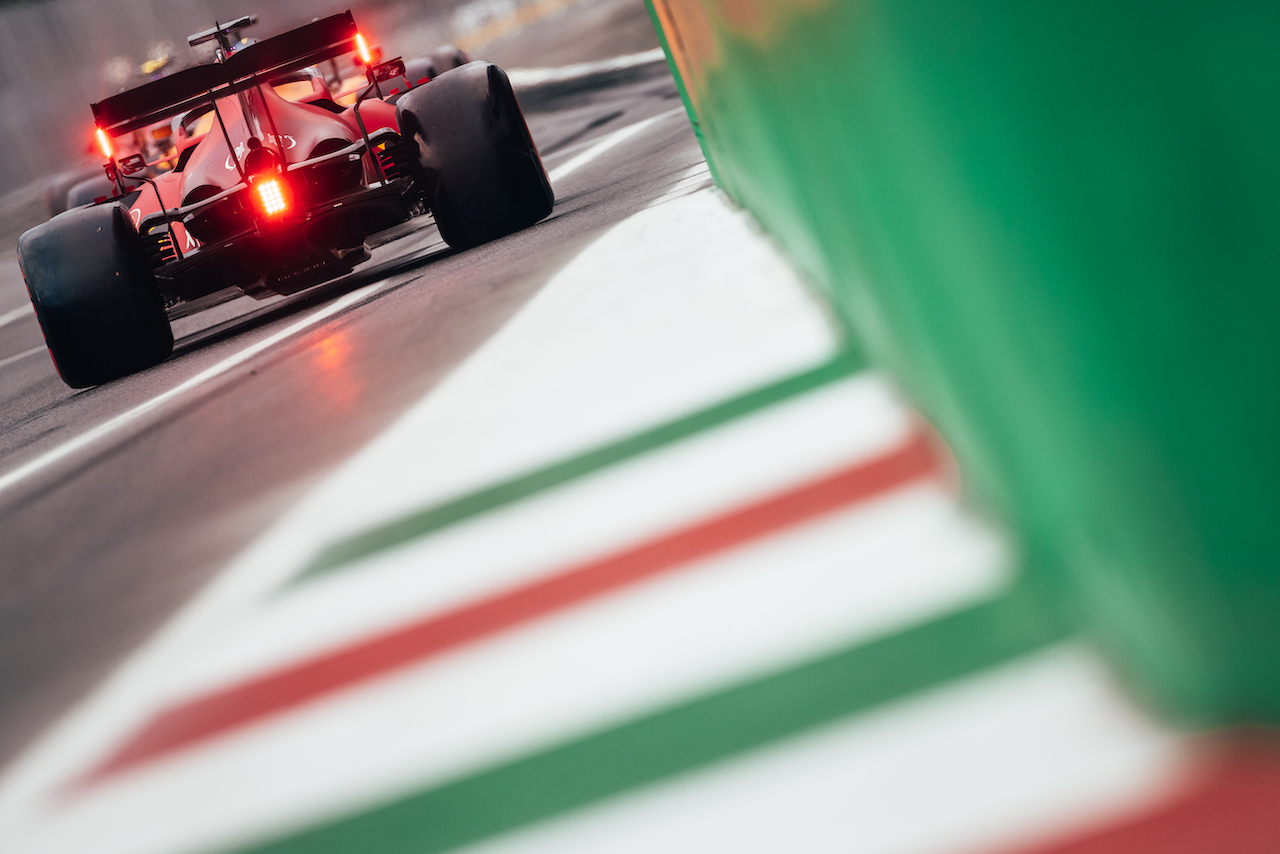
170;228;459;359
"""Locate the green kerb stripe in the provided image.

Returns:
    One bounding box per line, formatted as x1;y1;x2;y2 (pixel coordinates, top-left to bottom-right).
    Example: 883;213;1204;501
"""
230;583;1070;854
293;350;864;582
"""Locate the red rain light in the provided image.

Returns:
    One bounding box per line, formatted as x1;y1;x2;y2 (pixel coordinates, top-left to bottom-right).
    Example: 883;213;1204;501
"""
95;128;113;160
355;33;372;66
254;177;289;217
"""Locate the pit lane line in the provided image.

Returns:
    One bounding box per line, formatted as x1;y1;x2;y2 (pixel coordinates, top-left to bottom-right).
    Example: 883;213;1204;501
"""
0;305;32;330
508;48;666;88
0;345;41;370
0;107;688;499
546;107;684;183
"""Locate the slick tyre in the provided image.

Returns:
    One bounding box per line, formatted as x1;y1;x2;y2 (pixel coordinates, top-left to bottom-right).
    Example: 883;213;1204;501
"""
397;62;553;250
19;203;173;388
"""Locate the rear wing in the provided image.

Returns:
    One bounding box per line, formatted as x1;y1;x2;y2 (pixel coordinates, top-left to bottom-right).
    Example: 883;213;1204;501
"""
91;11;358;134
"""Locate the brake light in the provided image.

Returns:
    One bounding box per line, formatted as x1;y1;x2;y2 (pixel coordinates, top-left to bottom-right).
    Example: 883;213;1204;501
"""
95;128;113;160
355;33;372;66
255;178;289;217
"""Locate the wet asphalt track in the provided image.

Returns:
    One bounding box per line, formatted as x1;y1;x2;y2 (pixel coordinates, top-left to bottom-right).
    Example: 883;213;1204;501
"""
0;56;702;769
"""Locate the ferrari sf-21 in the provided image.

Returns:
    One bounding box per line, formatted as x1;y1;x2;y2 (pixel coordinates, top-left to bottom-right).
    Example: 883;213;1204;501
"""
19;12;553;387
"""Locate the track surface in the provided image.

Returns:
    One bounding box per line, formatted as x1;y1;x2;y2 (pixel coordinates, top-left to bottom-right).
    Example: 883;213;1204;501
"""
0;50;698;770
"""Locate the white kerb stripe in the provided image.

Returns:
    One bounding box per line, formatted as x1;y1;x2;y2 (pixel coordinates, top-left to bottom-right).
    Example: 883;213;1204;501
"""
0;281;383;497
459;647;1182;854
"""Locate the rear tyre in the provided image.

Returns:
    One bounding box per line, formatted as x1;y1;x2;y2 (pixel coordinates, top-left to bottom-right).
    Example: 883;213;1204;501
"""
396;62;553;250
19;203;173;388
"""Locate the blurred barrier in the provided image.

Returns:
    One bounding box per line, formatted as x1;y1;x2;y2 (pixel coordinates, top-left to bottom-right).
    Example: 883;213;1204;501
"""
646;0;1280;725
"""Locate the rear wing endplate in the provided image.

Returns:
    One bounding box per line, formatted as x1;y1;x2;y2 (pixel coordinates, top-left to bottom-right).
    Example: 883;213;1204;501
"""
92;11;358;134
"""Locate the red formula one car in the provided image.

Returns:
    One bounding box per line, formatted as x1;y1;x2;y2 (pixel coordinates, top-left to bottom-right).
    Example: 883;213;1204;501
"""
19;12;552;387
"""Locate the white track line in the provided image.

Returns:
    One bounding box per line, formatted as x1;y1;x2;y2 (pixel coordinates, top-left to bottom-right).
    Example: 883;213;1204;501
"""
542;132;618;164
0;282;383;497
548;108;685;184
0;345;43;371
0;305;32;329
508;48;667;88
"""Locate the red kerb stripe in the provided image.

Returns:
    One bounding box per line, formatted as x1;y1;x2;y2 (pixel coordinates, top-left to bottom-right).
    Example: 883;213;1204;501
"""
999;745;1280;854
79;433;937;787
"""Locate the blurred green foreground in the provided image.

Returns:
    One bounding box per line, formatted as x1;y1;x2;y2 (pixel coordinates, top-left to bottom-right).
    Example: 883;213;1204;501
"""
646;0;1280;725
